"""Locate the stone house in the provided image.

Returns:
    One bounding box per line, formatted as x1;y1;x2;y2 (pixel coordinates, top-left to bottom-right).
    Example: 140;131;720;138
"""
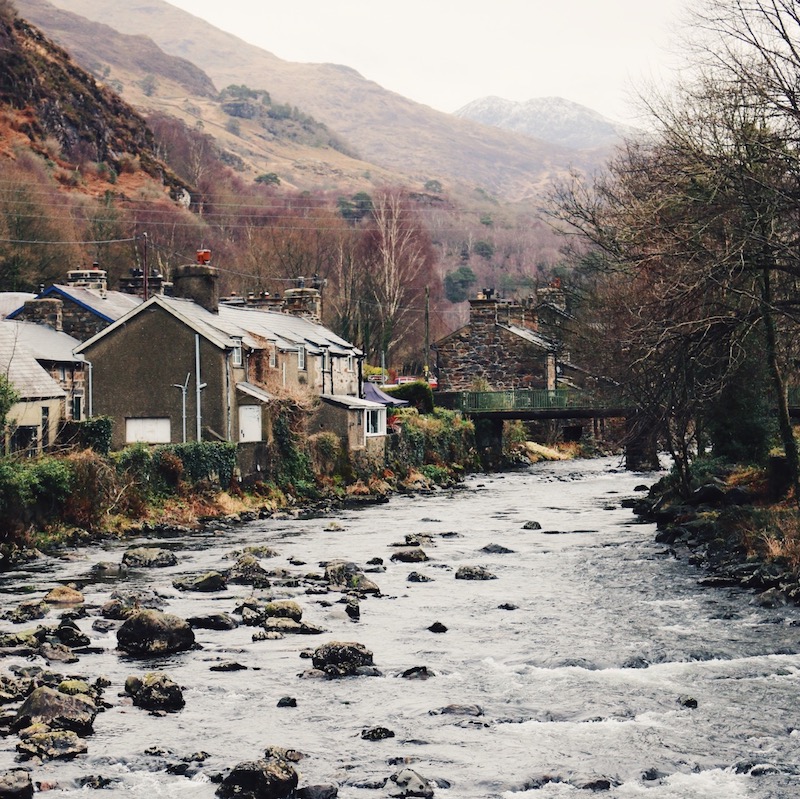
0;321;85;454
74;260;364;467
8;266;143;342
432;294;559;392
311;395;388;466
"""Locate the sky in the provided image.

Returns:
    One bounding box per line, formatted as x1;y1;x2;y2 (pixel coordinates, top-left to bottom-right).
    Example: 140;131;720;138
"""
165;0;690;124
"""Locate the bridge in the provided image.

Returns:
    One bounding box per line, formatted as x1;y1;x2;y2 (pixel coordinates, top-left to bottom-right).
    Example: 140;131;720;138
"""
438;388;628;420
435;386;800;470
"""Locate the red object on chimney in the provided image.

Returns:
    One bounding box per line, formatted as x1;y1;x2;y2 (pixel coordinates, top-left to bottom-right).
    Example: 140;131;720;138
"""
196;249;212;264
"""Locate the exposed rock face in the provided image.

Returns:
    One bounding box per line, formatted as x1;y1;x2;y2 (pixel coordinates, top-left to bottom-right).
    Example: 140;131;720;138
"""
12;686;97;735
122;547;178;568
116;609;195;656
124;672;185;711
216;756;298;799
310;641;376;678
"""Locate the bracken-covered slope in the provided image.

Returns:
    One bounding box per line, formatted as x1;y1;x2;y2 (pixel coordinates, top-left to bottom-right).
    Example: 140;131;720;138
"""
0;3;189;199
36;0;611;203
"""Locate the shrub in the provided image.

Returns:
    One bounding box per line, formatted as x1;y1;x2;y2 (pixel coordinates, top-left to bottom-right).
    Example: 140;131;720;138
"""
62;450;119;531
383;381;433;413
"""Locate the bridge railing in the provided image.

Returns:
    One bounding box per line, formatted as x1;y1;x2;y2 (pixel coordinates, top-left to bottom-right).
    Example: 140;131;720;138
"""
456;388;614;413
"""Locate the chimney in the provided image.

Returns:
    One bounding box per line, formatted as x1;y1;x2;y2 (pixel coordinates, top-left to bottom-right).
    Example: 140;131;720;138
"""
171;250;220;313
66;264;107;297
20;297;63;331
282;275;323;323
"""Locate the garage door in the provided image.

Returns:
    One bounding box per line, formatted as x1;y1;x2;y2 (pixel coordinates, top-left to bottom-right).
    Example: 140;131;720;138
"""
126;417;171;443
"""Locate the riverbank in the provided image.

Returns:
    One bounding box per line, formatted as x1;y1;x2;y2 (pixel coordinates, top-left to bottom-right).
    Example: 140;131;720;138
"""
0;407;589;569
631;458;800;607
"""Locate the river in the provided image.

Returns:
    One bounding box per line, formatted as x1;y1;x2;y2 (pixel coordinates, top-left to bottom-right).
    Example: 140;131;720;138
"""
0;457;798;798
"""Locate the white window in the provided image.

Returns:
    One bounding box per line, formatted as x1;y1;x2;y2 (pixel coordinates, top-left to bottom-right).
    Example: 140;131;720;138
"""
126;417;170;443
298;346;306;370
347;354;354;372
365;407;386;436
231;338;243;367
269;347;277;368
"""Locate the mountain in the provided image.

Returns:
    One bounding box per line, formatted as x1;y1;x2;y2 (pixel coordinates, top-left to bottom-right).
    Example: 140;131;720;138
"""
454;96;638;150
24;0;613;203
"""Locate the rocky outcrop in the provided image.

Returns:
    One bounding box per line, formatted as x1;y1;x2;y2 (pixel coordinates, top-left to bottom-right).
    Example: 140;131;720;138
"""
116;610;195;656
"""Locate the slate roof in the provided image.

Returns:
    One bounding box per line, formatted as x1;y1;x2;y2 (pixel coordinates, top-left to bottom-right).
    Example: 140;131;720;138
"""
498;323;558;351
0;293;35;319
320;394;384;410
0;320;81;363
7;285;142;324
0;325;65;400
77;294;362;357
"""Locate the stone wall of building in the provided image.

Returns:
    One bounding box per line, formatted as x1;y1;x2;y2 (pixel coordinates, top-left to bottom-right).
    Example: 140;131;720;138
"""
434;299;555;392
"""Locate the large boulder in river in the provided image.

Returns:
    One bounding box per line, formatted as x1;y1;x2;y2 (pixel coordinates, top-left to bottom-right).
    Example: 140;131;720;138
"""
324;561;380;594
310;641;377;677
0;769;33;798
122;547;178;568
455;565;497;581
117;610;195;656
216;756;298;799
16;729;87;761
173;571;228;592
12;686;97;735
43;586;84;605
124;672;184;711
387;768;434;798
227;554;271;588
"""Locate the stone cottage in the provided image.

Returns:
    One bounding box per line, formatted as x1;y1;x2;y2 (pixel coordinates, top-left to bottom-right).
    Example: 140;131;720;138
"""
431;293;559;392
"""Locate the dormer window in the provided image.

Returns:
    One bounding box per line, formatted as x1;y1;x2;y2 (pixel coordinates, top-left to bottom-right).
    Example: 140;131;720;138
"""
231;337;243;367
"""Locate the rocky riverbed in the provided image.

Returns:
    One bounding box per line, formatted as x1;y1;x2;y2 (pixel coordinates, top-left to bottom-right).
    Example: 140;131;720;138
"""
1;458;800;798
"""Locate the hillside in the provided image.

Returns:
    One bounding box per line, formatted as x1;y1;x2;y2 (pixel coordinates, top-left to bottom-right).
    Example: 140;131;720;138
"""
0;2;187;200
454;96;638;150
31;0;610;203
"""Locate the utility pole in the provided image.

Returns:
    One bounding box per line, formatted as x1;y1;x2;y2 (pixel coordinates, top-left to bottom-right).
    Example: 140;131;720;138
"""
424;286;430;380
142;232;149;301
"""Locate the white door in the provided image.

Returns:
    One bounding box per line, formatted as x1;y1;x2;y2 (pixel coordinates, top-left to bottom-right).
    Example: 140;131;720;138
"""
126;417;171;443
239;405;262;442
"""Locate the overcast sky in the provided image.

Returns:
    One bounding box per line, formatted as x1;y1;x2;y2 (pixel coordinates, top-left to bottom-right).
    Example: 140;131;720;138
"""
165;0;689;123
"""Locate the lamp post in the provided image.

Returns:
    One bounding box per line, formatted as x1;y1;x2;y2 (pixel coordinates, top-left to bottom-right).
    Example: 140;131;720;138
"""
172;373;190;443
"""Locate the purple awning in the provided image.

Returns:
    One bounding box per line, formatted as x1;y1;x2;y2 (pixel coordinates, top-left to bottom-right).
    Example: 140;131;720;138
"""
364;381;409;406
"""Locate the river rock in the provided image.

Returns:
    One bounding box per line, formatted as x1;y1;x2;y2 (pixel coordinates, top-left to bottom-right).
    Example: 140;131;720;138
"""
522;521;542;530
324;561;380;594
125;672;185;711
455;565;497;580
0;769;33;798
387;768;434;798
264;600;303;622
345;596;360;621
428;622;447;633
38;642;79;664
187;612;239;630
310;641;376;677
296;785;338;799
57;679;91;696
216;756;298;799
0;675;31;704
361;726;395;740
121;547;178;568
227;554;271;588
390;548;429;563
407;571;433;583
172;571;228;592
43;586;84;605
117;610;195;656
3;600;49;624
12;686;97;734
481;543;515;554
16;729;87;760
431;703;483;716
55;619;90;649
